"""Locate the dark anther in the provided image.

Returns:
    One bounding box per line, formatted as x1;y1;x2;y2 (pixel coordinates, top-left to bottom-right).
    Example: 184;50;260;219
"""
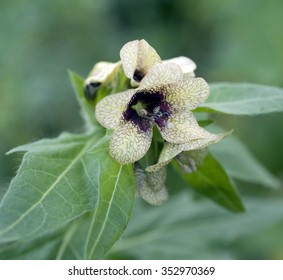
162;112;169;118
133;69;144;82
156;111;163;117
84;82;102;100
123;90;171;132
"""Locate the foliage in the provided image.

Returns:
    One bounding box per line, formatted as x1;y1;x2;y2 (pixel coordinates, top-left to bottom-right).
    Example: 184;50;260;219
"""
1;0;283;260
198;83;283;115
1;67;283;259
110;193;283;260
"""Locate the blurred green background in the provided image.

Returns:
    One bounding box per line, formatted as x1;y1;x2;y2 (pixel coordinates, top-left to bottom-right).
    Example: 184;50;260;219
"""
1;0;283;259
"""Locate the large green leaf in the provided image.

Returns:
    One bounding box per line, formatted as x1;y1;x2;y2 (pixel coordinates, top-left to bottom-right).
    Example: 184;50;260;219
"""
0;131;136;259
53;141;135;260
57;135;135;260
210;135;281;188
0;132;103;243
0;231;63;260
83;133;135;259
198;83;283;115
110;192;283;259
0;220;82;260
0;186;8;203
172;153;244;212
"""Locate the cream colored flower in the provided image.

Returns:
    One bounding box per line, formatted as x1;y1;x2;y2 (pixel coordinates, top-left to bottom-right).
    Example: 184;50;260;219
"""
84;61;121;100
120;39;161;86
95;62;211;165
145;131;231;172
120;39;197;85
163;56;196;78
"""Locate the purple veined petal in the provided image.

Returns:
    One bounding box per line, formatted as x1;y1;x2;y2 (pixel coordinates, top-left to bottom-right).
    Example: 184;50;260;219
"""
110;120;153;164
95;89;135;129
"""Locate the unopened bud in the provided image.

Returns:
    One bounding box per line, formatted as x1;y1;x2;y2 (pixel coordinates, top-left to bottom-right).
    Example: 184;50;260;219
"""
134;164;168;205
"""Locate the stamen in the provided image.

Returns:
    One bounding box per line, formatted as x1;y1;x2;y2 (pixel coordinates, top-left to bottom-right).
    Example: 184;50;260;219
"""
123;90;171;131
140;109;169;123
151;106;170;122
162;112;169;118
153;106;160;114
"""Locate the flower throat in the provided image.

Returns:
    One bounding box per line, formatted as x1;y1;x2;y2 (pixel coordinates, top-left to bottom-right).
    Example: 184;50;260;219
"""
123;91;171;132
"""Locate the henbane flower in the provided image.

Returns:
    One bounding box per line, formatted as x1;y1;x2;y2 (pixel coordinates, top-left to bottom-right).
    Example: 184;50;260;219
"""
120;39;197;85
120;39;161;85
94;39;230;168
84;61;121;100
95;61;211;164
146;131;231;172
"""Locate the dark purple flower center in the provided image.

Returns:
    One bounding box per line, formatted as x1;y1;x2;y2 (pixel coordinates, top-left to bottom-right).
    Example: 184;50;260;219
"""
123;90;171;132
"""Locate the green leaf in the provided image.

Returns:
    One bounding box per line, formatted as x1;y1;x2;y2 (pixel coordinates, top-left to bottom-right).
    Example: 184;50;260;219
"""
172;153;244;212
0;132;103;243
0;221;82;260
197;119;214;127
59;214;93;259
110;192;283;259
68;70;99;128
210;135;281;188
194;112;215;127
0;186;8;204
198;83;283;115
84;133;135;259
0;232;63;260
52;134;136;260
1;131;136;259
52;135;135;260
